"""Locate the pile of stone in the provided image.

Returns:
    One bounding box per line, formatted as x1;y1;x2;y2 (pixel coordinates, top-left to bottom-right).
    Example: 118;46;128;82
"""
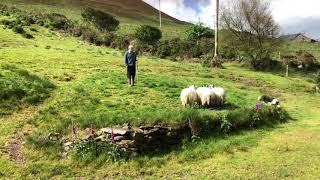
65;123;191;155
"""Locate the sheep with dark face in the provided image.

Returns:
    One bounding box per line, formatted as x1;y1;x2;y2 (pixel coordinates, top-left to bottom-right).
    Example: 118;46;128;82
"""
258;95;280;108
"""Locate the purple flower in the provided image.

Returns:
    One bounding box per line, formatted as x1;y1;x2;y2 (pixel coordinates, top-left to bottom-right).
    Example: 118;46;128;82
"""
253;101;261;112
71;121;77;136
88;125;95;141
110;128;115;144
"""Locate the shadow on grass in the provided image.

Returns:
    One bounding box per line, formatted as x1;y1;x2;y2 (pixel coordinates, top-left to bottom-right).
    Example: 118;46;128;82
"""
135;120;291;162
133;107;293;161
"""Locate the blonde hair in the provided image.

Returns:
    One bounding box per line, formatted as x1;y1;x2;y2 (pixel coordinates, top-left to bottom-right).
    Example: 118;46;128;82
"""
128;45;134;49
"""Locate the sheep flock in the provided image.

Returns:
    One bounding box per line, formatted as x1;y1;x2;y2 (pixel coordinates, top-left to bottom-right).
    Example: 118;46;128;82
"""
180;85;281;109
180;84;226;108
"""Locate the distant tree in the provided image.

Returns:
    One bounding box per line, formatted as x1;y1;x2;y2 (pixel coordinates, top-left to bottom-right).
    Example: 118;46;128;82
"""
186;23;214;43
81;7;119;31
135;25;162;45
221;0;280;70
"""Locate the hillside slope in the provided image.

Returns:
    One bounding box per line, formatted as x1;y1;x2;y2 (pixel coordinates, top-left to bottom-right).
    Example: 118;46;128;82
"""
15;0;182;22
1;14;320;178
2;0;189;38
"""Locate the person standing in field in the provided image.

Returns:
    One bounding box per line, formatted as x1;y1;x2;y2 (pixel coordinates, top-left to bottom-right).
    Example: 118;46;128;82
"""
124;45;137;86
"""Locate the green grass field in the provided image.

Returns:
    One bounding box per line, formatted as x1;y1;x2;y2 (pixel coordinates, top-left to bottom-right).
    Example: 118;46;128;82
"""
1;1;320;178
1;18;320;178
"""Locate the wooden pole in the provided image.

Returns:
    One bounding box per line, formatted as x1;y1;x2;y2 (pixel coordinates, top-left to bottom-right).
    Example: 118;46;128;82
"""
159;0;162;28
214;0;219;58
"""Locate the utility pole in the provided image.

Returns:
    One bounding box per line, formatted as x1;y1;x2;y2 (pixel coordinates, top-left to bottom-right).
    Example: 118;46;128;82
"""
214;0;219;58
159;0;162;28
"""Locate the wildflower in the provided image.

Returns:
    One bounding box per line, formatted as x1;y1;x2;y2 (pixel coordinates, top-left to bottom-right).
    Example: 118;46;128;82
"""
110;128;115;144
88;125;95;141
71;121;77;136
253;101;261;112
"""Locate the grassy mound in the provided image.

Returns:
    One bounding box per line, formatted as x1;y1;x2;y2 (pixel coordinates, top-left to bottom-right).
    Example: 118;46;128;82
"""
0;64;55;116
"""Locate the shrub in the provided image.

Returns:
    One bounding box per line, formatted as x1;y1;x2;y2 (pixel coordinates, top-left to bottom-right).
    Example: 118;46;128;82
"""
100;32;115;46
250;57;282;71
111;35;131;50
16;14;36;26
69;26;83;37
22;33;34;39
155;38;195;59
219;45;238;60
200;54;223;68
12;25;25;34
315;71;320;86
1;19;13;26
295;50;319;71
30;27;38;32
284;50;319;72
46;13;73;30
81;28;100;44
81;7;119;32
198;37;214;55
186;23;214;42
156;40;171;58
135;25;162;45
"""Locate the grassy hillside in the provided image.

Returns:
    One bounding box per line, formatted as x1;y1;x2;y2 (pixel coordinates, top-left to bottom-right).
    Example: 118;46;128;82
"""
1;12;320;178
281;41;320;60
1;0;190;39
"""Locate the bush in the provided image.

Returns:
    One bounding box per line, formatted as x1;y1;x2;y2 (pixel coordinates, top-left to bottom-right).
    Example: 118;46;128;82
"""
0;4;21;16
111;35;131;50
186;23;214;42
156;40;171;58
99;32;115;46
16;14;36;26
12;25;25;34
295;50;319;71
81;7;119;32
135;25;162;45
315;71;320;86
81;28;99;44
1;19;13;27
220;45;238;60
284;50;319;72
22;33;34;39
46;13;73;30
155;38;195;59
250;57;282;71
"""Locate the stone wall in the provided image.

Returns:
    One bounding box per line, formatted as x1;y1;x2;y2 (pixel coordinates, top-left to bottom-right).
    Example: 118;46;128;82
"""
65;123;192;155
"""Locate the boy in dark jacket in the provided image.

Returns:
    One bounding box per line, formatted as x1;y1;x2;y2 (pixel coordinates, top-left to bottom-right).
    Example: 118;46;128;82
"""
124;45;137;86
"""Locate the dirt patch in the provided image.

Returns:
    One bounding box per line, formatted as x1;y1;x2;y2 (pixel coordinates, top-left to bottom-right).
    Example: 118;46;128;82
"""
5;132;25;165
4;125;34;165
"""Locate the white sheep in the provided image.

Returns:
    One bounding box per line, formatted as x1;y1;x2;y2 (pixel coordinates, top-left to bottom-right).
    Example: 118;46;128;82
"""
196;87;208;107
206;88;219;107
196;86;221;107
180;85;201;107
211;87;226;107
